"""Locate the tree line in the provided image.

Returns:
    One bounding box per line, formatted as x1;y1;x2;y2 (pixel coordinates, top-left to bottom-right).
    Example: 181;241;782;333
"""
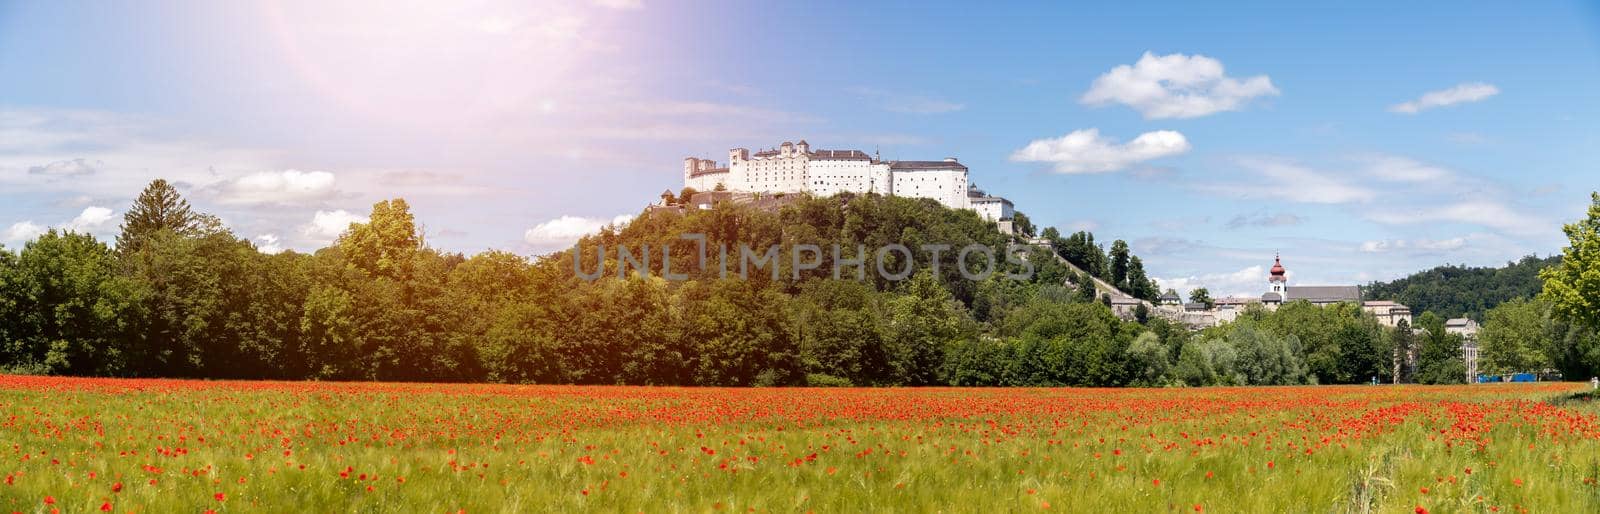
3;180;1597;386
1363;254;1558;322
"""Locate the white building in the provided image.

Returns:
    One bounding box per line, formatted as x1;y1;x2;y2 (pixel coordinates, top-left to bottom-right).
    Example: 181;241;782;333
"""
683;157;731;192
1259;255;1363;309
1362;301;1414;328
1447;318;1482;382
970;195;1013;222
889;159;970;210
681;140;1009;224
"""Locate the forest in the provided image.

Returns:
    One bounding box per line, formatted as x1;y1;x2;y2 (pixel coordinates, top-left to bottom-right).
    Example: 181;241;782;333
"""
1364;254;1560;321
1;180;1597;386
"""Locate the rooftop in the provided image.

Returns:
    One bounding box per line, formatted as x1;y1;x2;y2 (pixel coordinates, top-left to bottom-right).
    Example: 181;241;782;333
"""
1285;286;1361;303
688;167;730;177
811;149;871;160
889;160;968;170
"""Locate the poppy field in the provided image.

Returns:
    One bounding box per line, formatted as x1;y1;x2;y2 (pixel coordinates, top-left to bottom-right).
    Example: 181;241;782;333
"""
0;376;1597;513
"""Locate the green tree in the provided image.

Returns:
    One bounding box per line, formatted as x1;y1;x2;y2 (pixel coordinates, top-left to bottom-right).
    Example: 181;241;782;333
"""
882;270;969;385
1173;338;1239;386
4;231;137;375
119;227;298;377
1542;192;1600;330
1109;240;1131;289
679;279;800;386
1073;271;1098;303
1479;297;1554;374
940;338;1014;386
1012;211;1037;238
1188;288;1214;309
1006;302;1138;386
1125;332;1171;386
0;244;14;368
1390;319;1416;383
1415;330;1466;384
1126;256;1157;301
792;280;890;386
1229;325;1307;385
338;199;420;281
116;179;200;253
298;284;359;379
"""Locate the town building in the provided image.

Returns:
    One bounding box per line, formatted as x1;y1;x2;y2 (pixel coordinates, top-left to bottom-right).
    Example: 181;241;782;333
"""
680;140;1013;230
1362;301;1414;328
1172;255;1416;330
1446;318;1482;382
1259;255;1364;309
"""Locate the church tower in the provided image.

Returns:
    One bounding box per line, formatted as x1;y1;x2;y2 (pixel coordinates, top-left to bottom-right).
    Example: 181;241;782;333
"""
1268;254;1287;296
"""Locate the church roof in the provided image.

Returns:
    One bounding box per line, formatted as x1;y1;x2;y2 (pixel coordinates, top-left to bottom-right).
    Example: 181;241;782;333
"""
1262;292;1282;302
1285;286;1361;303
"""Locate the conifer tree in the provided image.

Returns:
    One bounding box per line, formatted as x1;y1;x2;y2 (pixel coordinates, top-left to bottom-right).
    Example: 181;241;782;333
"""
116;179;197;252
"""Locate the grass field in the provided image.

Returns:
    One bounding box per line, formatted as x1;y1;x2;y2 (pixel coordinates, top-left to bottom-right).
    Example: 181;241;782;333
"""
0;376;1596;513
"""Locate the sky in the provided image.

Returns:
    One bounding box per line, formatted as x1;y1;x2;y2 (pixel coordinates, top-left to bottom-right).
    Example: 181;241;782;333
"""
2;1;1599;298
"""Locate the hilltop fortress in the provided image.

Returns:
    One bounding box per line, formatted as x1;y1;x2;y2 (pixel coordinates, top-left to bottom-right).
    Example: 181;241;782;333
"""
682;139;1015;231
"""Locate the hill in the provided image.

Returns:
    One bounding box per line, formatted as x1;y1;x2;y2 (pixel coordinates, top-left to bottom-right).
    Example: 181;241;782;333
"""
1363;255;1559;321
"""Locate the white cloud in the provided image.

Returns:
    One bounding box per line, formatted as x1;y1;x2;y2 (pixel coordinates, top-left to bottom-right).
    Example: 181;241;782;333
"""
66;206;115;232
1080;52;1279;119
4;221;45;243
1063;219;1101;232
255;234;285;254
1155;265;1269;299
1224;212;1303;229
1010;129;1190;173
1364;201;1544;234
207;169;339;206
302;209;369;242
1132;237;1203;256
1198;157;1377;204
1359;237;1467;253
28;158;100;177
1389;82;1499;114
1361;155;1452;183
0;108;276;200
3;207;115;244
591;0;642;10
524;214;634;250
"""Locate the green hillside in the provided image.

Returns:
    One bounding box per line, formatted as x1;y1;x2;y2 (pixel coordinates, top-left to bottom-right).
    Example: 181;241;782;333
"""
1363;255;1559;321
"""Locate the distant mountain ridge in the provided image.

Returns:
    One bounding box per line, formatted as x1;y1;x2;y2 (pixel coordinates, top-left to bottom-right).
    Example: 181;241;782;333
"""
1363;255;1559;321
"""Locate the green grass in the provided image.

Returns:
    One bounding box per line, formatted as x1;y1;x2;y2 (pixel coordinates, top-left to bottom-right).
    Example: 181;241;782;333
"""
0;376;1595;513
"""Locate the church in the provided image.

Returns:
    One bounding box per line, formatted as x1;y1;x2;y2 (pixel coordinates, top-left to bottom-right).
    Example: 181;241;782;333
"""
1261;254;1361;307
1169;255;1413;329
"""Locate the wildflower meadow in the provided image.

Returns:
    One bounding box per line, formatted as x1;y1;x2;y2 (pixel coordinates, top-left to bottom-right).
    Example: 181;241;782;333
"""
0;376;1596;513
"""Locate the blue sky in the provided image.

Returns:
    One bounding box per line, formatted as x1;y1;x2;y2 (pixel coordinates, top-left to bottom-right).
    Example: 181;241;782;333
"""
2;1;1598;297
